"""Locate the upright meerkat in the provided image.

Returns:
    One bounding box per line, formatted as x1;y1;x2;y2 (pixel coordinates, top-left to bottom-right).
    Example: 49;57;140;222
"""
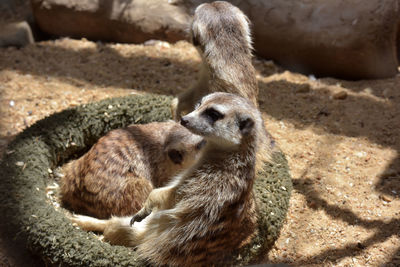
61;121;205;219
174;1;271;168
172;1;258;118
71;92;264;266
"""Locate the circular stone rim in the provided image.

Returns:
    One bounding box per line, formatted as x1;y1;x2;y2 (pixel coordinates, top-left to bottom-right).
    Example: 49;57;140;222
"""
0;94;292;266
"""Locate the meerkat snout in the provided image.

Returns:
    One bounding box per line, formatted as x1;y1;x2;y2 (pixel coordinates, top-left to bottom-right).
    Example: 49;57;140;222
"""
180;117;188;127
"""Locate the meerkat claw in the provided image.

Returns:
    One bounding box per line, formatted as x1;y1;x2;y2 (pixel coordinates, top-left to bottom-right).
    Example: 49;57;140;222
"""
130;212;147;225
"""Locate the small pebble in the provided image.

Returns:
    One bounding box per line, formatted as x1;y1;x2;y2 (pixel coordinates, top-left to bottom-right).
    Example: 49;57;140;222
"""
355;151;367;158
15;161;24;166
9;100;15;107
333;91;348;100
380;194;393;202
363;87;373;94
308;74;317;81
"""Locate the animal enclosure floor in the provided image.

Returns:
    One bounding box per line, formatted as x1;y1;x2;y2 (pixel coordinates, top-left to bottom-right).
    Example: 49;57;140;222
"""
0;38;399;267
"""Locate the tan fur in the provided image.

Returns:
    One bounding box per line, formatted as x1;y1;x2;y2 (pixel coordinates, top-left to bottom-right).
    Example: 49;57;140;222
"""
172;1;271;169
173;1;257;118
71;93;264;266
61;121;204;219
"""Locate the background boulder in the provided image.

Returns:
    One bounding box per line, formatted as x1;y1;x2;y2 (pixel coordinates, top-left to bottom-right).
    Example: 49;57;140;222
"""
31;0;190;43
31;0;400;79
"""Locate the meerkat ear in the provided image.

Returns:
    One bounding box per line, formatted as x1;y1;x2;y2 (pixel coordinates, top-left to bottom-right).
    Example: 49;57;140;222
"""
168;149;184;164
238;115;254;135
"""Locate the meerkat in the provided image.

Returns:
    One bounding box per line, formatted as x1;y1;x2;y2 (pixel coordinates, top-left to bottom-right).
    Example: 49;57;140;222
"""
61;121;205;219
172;1;258;119
71;92;264;266
173;1;272;169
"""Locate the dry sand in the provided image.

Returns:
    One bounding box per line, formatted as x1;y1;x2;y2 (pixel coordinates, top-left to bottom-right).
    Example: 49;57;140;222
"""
1;2;400;265
0;37;399;267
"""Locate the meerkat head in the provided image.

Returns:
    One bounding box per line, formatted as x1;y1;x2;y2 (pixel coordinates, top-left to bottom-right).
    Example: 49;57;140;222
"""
164;124;206;167
190;1;252;56
180;92;262;147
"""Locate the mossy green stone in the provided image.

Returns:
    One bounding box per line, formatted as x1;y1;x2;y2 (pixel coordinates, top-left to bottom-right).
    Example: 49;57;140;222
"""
0;94;292;266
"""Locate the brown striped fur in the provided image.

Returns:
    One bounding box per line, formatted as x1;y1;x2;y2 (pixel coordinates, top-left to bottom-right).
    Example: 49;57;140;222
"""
61;121;204;219
70;93;262;266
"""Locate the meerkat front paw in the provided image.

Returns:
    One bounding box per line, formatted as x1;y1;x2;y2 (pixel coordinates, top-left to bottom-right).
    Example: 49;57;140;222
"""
68;214;108;232
130;208;151;225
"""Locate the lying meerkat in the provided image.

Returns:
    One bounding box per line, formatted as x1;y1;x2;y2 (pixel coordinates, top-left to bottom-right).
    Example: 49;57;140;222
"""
71;92;264;266
172;1;258;119
61;121;205;219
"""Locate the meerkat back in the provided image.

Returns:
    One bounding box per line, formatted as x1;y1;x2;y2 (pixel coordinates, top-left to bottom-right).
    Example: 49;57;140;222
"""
60;121;204;219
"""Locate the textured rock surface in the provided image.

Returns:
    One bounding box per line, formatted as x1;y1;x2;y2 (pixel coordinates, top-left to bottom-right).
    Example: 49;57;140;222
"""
31;0;190;43
187;0;400;79
239;0;400;79
31;0;400;79
0;94;292;266
0;21;34;47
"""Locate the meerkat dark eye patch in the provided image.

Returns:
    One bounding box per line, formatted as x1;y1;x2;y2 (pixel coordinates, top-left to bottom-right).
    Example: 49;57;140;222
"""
168;149;184;164
191;34;200;47
203;108;224;123
238;116;254;135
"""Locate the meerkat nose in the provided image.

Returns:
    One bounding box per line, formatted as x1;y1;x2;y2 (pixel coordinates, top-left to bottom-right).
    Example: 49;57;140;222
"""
180;117;189;127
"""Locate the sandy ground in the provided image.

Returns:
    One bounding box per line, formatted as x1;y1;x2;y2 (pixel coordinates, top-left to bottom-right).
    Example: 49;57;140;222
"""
1;2;400;266
0;37;399;267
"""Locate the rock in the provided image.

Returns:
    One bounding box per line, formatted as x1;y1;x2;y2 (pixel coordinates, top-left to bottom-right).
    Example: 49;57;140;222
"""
380;194;393;202
234;0;399;79
31;0;190;43
0;21;34;48
31;0;399;79
186;0;400;79
333;91;348;100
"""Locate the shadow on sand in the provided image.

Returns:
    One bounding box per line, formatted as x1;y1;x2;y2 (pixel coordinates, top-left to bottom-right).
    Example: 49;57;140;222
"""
0;40;399;265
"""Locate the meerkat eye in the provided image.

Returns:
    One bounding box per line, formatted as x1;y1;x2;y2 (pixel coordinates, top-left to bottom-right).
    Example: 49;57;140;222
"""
203;108;224;122
168;149;184;164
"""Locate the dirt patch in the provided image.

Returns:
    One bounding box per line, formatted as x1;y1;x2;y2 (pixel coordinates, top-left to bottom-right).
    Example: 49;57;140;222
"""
0;29;399;267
